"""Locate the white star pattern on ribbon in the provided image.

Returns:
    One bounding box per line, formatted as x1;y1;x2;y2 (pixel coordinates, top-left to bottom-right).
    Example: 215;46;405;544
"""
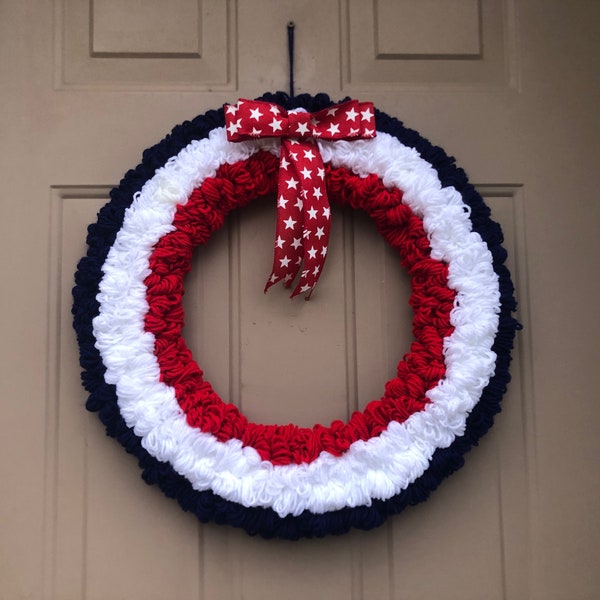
249;107;263;120
226;119;242;135
346;107;359;121
296;122;310;135
300;166;312;179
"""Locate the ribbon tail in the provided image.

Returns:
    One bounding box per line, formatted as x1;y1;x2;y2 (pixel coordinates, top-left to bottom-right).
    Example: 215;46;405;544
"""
264;142;304;293
290;156;331;299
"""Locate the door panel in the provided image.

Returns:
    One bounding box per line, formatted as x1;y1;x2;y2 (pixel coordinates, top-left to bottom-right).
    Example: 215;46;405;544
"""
2;1;599;598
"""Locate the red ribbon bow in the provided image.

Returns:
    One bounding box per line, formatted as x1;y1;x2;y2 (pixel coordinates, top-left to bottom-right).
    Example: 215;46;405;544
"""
224;99;376;298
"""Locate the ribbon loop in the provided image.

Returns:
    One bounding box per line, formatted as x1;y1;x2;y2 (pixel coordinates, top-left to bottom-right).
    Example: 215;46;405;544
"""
224;98;376;298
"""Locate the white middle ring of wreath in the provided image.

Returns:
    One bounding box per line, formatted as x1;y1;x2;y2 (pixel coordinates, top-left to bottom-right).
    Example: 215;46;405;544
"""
93;128;500;518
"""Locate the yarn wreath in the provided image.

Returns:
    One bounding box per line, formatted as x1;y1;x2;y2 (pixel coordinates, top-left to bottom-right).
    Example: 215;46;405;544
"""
72;92;520;539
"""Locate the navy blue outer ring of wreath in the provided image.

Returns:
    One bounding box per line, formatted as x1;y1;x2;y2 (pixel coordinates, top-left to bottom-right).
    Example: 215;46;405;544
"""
72;92;521;539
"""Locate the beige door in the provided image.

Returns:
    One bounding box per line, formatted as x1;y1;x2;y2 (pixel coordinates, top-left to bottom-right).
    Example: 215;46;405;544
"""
2;1;599;598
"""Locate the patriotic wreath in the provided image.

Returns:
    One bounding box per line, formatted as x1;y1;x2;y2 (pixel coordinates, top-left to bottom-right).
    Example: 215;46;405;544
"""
72;92;519;539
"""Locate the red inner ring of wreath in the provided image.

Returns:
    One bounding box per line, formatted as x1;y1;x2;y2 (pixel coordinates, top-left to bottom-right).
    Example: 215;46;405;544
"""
143;151;455;466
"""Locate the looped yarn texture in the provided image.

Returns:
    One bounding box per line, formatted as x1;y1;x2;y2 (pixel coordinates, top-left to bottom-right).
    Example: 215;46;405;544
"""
72;92;520;539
